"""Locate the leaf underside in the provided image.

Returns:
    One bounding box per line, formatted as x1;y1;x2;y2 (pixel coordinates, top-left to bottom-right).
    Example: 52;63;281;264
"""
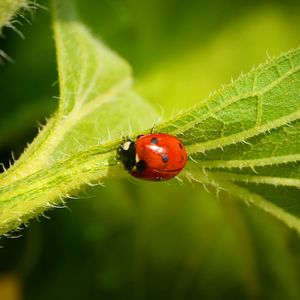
0;0;300;235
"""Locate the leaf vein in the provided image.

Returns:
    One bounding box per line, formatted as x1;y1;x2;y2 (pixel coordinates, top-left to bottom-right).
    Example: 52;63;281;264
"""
187;110;300;153
169;63;300;135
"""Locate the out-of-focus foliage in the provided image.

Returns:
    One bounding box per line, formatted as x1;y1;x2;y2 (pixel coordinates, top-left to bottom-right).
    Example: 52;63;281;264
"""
1;0;300;299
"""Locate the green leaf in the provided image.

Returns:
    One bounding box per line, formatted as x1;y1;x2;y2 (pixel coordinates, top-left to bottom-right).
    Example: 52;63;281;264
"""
0;0;38;61
0;0;157;235
0;0;26;30
155;48;300;231
1;0;300;236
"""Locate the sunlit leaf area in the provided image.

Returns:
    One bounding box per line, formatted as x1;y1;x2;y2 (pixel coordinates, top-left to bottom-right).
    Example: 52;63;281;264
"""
1;0;300;299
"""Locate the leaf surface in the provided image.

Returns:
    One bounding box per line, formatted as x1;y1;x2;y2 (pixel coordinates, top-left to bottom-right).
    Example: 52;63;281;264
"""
1;0;300;235
156;49;300;231
0;0;157;235
0;0;26;30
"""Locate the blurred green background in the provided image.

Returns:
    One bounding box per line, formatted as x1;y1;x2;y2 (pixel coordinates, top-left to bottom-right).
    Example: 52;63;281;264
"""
1;0;300;299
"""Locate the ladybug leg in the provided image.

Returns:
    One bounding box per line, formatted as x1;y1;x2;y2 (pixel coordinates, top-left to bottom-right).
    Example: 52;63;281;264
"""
150;125;156;134
135;160;146;172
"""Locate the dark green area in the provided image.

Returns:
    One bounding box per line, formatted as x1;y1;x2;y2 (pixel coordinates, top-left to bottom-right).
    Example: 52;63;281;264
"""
1;0;300;299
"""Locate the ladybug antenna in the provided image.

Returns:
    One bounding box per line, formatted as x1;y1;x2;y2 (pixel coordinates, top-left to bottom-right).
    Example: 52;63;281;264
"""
150;125;156;134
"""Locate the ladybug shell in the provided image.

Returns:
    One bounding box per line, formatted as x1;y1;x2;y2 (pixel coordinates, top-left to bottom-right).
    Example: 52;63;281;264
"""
131;133;187;181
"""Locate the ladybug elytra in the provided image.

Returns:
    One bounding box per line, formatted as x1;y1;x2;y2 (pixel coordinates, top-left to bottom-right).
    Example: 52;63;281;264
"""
117;133;187;181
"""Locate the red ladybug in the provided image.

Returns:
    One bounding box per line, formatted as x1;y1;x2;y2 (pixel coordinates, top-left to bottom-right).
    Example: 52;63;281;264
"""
117;133;187;181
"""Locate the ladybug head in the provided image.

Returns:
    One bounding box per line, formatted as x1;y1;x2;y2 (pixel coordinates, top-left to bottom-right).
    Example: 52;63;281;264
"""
117;140;136;171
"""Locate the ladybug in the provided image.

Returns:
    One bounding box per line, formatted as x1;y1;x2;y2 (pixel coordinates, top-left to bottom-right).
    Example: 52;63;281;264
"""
117;133;187;181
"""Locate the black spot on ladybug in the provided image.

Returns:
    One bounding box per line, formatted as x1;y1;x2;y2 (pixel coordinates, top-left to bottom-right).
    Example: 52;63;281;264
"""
136;160;146;172
151;137;158;145
181;154;184;161
162;154;169;163
179;143;183;149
